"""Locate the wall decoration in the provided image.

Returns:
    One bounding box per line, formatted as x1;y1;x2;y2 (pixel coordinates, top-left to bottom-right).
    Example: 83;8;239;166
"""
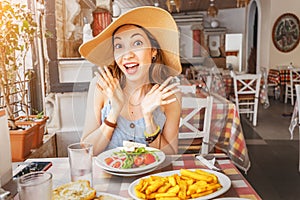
272;13;300;53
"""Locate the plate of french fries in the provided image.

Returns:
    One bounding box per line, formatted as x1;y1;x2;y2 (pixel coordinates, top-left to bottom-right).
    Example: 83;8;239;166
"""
128;168;231;200
95;147;165;174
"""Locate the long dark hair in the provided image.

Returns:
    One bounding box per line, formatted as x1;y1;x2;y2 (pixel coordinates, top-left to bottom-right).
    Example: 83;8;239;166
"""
109;24;171;88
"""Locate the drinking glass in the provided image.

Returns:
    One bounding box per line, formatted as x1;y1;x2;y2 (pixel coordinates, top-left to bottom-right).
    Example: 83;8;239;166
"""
17;171;52;200
68;142;93;185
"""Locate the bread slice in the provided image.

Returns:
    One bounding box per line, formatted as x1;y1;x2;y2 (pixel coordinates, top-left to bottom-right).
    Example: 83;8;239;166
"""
52;180;96;200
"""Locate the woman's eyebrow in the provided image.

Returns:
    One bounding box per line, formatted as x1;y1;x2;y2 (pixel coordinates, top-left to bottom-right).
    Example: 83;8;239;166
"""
131;33;143;38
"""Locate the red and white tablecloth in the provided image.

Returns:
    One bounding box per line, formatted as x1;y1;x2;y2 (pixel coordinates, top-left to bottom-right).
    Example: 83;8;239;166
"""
180;90;250;173
19;156;261;200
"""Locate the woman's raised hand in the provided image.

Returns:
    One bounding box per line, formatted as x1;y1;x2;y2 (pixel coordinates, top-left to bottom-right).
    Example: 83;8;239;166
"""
141;76;180;115
95;66;124;114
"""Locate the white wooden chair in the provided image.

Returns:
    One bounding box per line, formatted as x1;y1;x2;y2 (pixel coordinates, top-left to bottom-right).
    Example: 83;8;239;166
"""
177;85;197;94
294;84;300;172
178;95;213;155
285;67;300;105
230;71;262;126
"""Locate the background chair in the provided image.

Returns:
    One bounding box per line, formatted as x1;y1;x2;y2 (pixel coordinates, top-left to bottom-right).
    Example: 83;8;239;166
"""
230;71;262;126
178;95;213;155
295;84;300;172
285;67;300;105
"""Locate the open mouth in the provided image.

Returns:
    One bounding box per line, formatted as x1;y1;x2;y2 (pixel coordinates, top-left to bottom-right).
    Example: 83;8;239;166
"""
124;63;139;74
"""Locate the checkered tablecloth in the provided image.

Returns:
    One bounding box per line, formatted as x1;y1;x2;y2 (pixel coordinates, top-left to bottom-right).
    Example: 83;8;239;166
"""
268;69;291;87
21;156;261;200
181;92;250;173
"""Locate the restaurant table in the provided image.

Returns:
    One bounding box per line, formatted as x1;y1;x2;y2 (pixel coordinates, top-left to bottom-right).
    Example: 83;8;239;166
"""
180;76;250;172
184;70;269;109
13;155;262;200
268;67;292;101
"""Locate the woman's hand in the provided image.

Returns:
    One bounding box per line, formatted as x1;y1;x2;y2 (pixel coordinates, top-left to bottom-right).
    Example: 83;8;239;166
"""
141;76;180;115
95;66;124;115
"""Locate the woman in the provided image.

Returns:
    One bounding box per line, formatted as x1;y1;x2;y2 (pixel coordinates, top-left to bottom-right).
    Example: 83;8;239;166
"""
79;6;182;155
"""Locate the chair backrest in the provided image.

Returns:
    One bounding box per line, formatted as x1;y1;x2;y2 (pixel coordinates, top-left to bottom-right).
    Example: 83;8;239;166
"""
296;85;300;125
179;96;213;154
230;71;262;99
289;68;300;87
177;85;197;94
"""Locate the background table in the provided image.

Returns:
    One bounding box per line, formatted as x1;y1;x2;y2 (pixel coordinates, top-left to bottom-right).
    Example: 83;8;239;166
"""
179;81;250;172
18;155;261;200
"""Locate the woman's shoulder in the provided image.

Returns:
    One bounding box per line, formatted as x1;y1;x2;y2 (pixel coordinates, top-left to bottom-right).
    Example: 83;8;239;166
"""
161;93;181;113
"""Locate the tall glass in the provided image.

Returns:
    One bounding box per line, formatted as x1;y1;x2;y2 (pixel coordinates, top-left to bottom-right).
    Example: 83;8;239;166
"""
68;142;93;185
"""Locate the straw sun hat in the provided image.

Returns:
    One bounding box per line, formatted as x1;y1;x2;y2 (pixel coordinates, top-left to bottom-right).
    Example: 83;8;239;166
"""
79;6;182;75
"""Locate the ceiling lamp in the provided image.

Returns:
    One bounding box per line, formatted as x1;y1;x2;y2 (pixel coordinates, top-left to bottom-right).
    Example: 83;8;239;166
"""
166;0;181;13
236;0;250;8
207;0;218;18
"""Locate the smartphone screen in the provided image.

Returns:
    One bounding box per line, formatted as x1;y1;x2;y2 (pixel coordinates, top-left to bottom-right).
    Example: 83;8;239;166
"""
13;161;52;179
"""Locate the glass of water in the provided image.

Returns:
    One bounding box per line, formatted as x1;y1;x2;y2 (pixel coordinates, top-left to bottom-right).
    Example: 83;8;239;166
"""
68;142;93;185
17;171;52;200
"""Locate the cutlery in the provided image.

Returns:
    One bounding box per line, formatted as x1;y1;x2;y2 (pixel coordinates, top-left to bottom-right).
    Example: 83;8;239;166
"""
196;155;221;172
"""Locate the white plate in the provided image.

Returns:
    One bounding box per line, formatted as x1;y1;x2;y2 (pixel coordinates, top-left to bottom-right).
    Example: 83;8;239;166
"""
128;169;231;200
95;147;165;173
102;166;158;177
214;198;250;200
96;192;128;200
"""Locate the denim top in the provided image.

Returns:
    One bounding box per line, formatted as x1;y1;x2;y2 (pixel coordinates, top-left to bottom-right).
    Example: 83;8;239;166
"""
101;102;166;150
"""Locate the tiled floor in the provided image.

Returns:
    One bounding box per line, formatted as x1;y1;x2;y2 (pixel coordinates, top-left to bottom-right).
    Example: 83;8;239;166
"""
240;98;300;200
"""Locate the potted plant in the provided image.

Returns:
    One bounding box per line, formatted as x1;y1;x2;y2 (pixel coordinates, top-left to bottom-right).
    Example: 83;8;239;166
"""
16;111;49;149
0;0;40;161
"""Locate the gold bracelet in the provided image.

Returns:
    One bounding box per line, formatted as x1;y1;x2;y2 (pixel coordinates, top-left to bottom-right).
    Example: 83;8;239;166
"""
144;125;161;144
144;125;161;137
104;118;117;128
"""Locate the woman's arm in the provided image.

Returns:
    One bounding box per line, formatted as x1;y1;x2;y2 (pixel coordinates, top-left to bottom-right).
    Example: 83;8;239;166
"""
81;77;118;155
81;67;125;155
149;93;181;154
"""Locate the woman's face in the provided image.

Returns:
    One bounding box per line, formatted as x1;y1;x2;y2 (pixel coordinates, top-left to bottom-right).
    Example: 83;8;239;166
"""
113;25;156;82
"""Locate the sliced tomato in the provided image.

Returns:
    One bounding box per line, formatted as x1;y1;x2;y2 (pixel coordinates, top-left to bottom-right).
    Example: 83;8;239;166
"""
143;153;156;165
104;157;114;165
111;160;122;168
134;156;144;167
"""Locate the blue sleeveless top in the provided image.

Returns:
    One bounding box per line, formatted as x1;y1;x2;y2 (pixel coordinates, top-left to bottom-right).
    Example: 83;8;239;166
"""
101;102;166;150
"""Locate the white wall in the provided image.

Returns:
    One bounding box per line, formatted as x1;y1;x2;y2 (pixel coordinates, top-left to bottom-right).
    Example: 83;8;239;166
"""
254;0;300;69
226;34;243;71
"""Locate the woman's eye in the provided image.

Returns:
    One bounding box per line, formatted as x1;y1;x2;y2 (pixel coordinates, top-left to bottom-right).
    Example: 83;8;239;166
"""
134;40;143;46
114;43;122;49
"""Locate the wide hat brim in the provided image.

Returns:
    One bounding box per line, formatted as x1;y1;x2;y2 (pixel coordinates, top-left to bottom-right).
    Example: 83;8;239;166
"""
79;6;182;75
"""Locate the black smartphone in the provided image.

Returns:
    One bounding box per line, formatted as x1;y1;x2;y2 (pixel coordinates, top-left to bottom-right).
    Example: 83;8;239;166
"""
13;161;52;179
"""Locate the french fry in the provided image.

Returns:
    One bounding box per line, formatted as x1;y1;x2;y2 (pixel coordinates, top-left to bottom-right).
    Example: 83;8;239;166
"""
155;192;177;198
166;185;180;194
157;183;172;193
168;175;177;187
191;189;214;198
178;180;187;199
195;169;218;183
147;192;159;199
180;169;213;182
134;188;146;199
135;179;144;191
146;180;165;194
156;197;181;200
140;181;149;192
